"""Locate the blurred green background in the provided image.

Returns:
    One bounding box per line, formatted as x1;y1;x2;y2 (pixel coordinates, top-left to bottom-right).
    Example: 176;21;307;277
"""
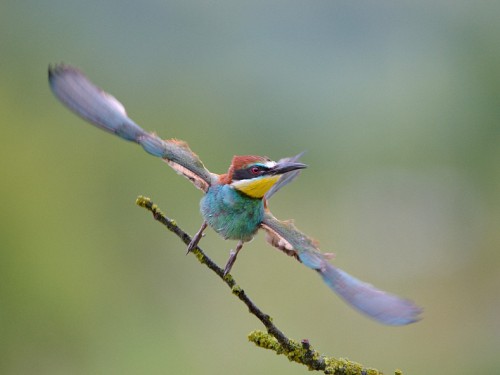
1;1;499;374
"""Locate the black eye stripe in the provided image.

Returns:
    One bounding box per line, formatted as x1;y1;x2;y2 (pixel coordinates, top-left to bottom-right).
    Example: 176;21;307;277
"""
233;165;269;181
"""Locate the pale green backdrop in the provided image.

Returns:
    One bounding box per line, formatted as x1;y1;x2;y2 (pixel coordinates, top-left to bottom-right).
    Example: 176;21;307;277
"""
1;1;499;374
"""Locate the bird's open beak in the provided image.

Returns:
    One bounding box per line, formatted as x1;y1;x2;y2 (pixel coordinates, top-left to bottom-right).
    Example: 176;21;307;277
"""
269;161;307;175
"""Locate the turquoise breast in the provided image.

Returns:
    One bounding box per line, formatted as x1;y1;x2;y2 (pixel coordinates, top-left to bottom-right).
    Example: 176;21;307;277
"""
200;184;264;241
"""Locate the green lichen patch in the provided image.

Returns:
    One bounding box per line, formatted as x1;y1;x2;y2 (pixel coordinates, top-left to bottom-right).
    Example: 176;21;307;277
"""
324;357;381;375
248;330;283;354
231;285;243;296
135;195;151;207
192;249;205;264
248;331;322;370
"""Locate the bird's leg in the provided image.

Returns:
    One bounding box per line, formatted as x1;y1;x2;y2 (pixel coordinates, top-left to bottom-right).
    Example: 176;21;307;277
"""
223;240;245;276
187;221;208;254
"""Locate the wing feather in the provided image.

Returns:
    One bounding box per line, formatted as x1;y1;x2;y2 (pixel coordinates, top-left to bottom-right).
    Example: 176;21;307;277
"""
49;64;216;191
261;212;422;325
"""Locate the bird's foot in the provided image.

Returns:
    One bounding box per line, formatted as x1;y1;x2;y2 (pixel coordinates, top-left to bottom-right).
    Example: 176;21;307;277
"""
186;221;208;254
223;250;238;276
222;240;244;276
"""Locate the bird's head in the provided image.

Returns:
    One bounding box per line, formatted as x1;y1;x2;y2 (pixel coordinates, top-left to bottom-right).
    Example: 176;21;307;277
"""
219;155;307;198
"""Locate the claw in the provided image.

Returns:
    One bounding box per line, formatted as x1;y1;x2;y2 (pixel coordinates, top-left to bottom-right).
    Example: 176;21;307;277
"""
186;238;198;254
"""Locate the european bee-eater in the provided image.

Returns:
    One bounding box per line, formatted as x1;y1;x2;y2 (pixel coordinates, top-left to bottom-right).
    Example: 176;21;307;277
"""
49;64;422;326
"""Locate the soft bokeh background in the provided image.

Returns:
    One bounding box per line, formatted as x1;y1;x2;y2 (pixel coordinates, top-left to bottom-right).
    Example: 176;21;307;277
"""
1;1;499;374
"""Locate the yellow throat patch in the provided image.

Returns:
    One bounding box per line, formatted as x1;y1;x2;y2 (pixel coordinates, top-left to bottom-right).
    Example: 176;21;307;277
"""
231;175;280;198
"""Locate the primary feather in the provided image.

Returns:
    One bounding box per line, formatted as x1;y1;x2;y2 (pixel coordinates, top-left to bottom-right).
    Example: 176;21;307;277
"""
261;212;422;325
49;64;216;191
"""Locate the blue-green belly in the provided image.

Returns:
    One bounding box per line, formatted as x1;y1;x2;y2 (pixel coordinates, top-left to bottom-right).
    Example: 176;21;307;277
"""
200;184;264;241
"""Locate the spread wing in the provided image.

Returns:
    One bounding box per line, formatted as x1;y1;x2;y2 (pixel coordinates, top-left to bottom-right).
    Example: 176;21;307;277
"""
261;212;422;325
49;64;217;192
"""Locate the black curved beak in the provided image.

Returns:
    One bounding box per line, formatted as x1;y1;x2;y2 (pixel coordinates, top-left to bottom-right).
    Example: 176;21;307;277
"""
268;161;307;175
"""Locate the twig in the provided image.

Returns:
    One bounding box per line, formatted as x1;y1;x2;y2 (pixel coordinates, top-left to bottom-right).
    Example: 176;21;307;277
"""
135;196;398;375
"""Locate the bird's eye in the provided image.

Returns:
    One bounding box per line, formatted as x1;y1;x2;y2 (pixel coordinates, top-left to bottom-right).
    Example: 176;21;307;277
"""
251;166;261;175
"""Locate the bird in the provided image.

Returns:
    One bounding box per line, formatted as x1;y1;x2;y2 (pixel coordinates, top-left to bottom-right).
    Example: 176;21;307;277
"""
48;64;422;326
